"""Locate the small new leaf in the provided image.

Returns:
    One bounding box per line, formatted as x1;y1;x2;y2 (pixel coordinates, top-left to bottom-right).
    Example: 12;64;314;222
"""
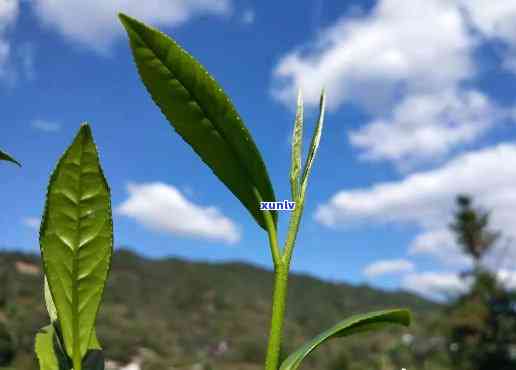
35;323;104;370
40;123;113;370
289;89;303;200
0;149;21;166
279;309;410;370
35;325;71;370
118;13;277;230
300;90;325;194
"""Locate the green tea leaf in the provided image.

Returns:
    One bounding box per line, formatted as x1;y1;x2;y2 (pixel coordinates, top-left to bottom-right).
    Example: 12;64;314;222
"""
289;89;303;200
35;324;104;370
43;276;104;370
0;149;21;167
300;90;325;193
35;325;71;370
118;13;277;230
40;123;113;369
279;309;410;370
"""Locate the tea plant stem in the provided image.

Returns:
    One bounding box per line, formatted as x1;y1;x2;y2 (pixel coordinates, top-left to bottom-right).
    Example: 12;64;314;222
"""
256;188;281;267
264;262;288;370
266;216;281;268
282;200;305;267
264;195;306;370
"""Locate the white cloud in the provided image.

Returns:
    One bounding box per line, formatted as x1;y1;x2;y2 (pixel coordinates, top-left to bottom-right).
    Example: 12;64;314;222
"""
401;272;468;300
241;9;254;25
31;119;61;132
459;1;516;42
458;1;516;72
270;0;516;167
402;269;516;301
117;182;240;244
23;217;40;230
0;0;19;79
363;259;414;278
272;0;474;111
409;228;471;267
32;0;231;53
0;3;36;84
349;89;502;165
315;143;516;265
497;269;516;290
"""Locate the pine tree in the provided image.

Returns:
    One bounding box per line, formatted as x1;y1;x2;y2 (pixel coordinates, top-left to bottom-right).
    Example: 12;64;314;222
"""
446;194;516;370
449;195;500;272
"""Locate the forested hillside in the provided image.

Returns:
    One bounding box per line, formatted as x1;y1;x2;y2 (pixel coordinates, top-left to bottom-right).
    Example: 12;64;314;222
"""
1;248;447;370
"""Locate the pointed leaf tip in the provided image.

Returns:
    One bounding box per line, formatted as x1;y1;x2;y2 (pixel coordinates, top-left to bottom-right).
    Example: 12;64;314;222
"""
40;124;113;363
0;149;21;167
300;89;326;193
119;13;277;230
289;88;303;200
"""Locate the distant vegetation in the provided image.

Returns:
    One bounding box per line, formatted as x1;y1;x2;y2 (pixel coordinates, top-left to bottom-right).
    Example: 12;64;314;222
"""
1;248;440;370
3;196;514;370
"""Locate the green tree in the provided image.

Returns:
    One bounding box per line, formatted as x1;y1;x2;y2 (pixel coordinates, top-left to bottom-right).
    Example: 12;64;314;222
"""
449;195;500;272
446;195;516;370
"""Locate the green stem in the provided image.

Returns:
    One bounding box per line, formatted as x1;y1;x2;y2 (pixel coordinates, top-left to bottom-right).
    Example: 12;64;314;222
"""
255;188;281;267
73;353;81;370
264;263;288;370
264;196;306;370
282;199;305;268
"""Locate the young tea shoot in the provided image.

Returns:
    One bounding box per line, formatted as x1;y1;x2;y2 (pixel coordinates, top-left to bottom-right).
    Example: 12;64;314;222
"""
118;13;411;370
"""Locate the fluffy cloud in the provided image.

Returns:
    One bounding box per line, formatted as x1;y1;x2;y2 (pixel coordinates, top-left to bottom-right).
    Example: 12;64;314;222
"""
349;89;502;165
32;0;231;52
401;272;467;300
409;228;470;267
271;0;516;167
31;119;61;132
272;0;474;111
315;143;516;265
117;182;240;244
403;269;516;301
458;1;516;72
363;259;414;278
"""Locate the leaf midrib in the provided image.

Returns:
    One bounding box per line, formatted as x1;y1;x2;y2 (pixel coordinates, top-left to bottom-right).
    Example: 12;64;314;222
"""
71;132;86;367
131;26;265;209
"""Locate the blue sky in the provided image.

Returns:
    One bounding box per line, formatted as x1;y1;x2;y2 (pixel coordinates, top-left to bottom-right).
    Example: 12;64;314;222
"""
2;0;516;300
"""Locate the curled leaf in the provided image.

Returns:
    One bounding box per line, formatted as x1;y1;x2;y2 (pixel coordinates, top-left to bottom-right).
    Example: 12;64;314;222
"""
280;309;411;370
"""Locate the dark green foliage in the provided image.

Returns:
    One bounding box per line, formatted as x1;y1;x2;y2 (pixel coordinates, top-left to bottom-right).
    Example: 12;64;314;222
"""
0;322;14;366
449;194;500;263
446;272;516;370
446;195;516;370
118;13;277;231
